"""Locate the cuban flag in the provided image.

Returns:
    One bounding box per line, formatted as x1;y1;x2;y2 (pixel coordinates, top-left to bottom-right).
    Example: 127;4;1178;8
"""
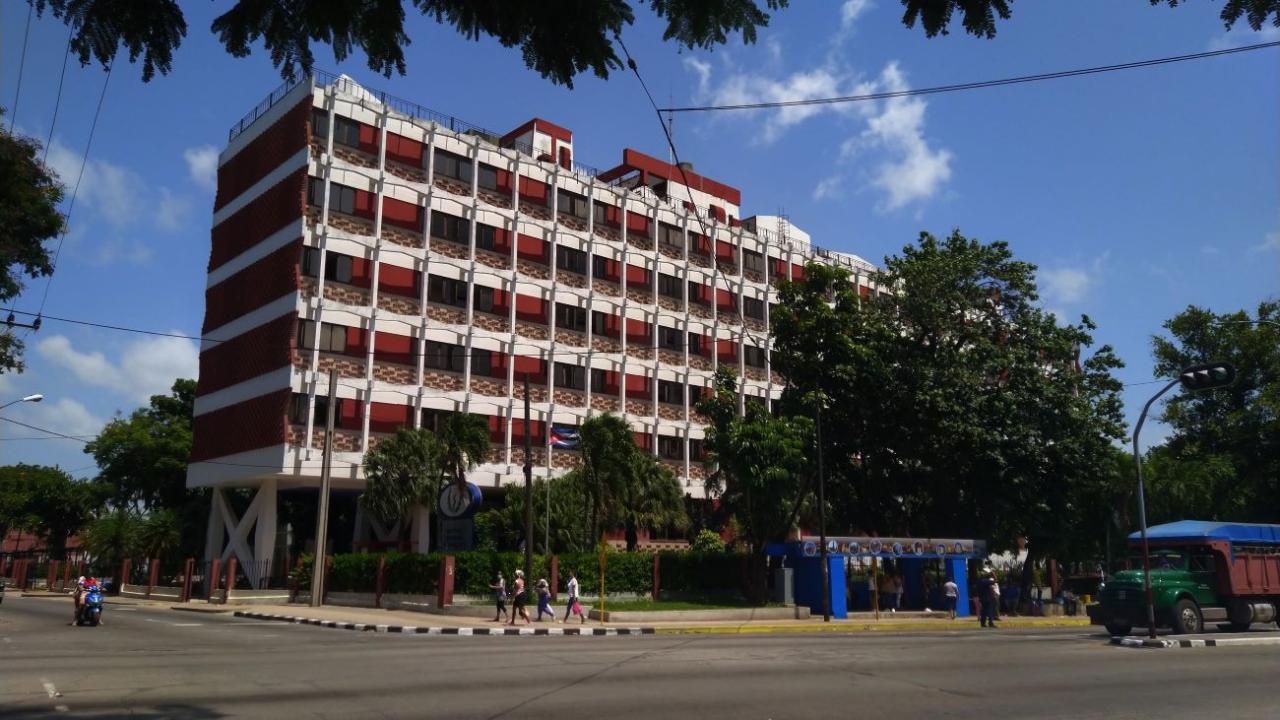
550;424;580;449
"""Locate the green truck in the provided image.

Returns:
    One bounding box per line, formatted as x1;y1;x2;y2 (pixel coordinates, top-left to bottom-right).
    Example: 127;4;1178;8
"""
1089;520;1280;635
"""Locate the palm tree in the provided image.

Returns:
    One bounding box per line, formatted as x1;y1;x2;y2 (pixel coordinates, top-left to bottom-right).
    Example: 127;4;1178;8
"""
361;427;443;546
84;509;139;571
616;457;689;552
136;509;182;562
437;413;491;490
577;414;636;543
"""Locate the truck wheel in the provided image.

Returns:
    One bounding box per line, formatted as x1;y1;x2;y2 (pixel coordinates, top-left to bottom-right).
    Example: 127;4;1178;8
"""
1105;621;1132;636
1172;598;1203;635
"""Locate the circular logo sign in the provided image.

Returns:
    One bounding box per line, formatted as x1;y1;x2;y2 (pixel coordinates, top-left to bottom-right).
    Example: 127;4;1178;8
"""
952;542;966;555
802;541;817;558
438;482;482;519
891;542;904;556
912;542;925;556
826;540;840;554
934;544;947;556
869;540;882;554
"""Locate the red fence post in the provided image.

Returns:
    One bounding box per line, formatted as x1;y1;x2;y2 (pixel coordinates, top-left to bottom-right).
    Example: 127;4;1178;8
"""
208;558;222;602
15;559;27;590
147;559;160;599
374;555;386;609
120;559;132;595
652;553;661;602
60;560;71;592
436;556;455;608
550;556;559;602
47;560;58;591
180;558;195;602
225;558;239;603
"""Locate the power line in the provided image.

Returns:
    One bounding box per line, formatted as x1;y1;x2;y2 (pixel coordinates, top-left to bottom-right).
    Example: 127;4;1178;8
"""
29;63;114;333
659;40;1280;114
7;1;33;131
41;25;75;163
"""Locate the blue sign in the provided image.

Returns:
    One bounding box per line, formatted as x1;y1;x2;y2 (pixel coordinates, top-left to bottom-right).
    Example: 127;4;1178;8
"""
438;481;482;519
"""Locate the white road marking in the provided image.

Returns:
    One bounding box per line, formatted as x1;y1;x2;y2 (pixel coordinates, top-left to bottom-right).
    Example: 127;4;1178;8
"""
173;623;203;627
55;705;69;712
114;607;138;612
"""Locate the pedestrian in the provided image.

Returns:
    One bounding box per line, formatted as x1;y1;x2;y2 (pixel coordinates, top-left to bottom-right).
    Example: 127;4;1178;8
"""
879;573;894;612
563;571;585;624
943;577;959;620
490;571;508;623
978;571;999;628
535;577;556;622
891;574;904;612
508;570;531;625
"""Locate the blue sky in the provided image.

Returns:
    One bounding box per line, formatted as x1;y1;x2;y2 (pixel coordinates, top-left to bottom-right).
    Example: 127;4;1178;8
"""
1;0;1276;476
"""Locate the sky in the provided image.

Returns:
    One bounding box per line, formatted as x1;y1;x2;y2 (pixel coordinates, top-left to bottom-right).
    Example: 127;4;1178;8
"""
0;0;1276;477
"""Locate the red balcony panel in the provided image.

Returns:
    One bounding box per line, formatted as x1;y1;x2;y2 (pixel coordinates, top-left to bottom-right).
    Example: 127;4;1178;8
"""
633;431;652;450
519;177;548;206
791;263;806;281
717;339;738;362
513;356;548;383
715;288;736;312
344;326;370;357
348;256;374;288
595;370;620;394
690;282;712;305
625;317;651;343
382;196;423;231
626;211;649;235
353;188;376;219
715;240;735;262
625;373;650;399
374;331;415;365
515;293;546;323
357;123;379;155
511;418;545;443
709;205;727;222
595;258;620;282
517;234;548;264
385;132;423;166
597;313;622;338
626;264;650;286
369;401;413;433
378;263;418;298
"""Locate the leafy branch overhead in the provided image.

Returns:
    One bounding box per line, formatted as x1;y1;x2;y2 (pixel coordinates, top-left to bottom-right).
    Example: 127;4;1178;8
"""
29;0;1278;86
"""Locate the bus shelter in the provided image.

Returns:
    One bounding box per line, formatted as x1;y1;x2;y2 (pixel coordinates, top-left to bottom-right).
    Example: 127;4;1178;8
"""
768;537;987;619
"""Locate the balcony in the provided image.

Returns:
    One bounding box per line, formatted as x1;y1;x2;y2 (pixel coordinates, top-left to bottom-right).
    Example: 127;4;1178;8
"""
552;387;586;408
426;304;468;326
555;268;587;289
590;394;621;413
423;368;465;392
372;360;416;385
377;289;420;316
476;248;513;271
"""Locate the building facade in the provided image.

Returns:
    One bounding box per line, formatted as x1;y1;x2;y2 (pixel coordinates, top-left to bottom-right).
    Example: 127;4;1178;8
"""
190;73;878;582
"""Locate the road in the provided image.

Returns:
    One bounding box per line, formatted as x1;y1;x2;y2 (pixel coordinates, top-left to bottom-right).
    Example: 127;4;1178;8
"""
2;595;1278;719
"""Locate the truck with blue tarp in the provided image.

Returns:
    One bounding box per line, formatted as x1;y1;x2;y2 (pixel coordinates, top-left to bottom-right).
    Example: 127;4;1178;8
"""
1088;520;1280;635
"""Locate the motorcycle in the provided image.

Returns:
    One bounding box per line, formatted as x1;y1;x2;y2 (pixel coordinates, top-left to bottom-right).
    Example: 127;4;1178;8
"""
76;584;103;626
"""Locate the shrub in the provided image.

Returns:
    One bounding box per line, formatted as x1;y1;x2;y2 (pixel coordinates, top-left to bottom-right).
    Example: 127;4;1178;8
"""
690;529;727;554
658;551;747;597
328;553;381;593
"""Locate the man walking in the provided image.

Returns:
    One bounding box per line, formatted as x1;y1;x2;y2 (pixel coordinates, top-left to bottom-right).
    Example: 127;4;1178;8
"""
978;571;999;628
943;577;959;620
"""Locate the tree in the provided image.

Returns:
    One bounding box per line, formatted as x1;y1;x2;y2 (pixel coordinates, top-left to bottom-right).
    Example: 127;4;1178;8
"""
135;509;182;561
697;367;813;598
616;454;689;552
690;528;727;554
770;231;1126;577
437;413;491;489
901;0;1275;39
0;464;102;559
1148;302;1279;522
0;110;61;374
82;509;139;571
485;473;593;554
577;414;640;543
85;379;195;511
360;426;443;534
30;1;1277;87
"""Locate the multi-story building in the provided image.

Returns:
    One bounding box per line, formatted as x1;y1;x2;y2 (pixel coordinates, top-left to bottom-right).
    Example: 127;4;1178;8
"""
190;73;878;583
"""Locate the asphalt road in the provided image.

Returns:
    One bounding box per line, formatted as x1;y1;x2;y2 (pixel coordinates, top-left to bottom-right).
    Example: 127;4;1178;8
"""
3;595;1278;719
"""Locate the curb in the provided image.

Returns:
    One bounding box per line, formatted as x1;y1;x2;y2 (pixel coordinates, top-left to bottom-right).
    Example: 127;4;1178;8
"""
656;619;1092;635
1112;634;1280;649
233;611;655;637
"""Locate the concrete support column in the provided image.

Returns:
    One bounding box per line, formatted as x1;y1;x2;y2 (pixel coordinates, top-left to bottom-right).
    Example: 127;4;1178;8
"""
253;478;279;585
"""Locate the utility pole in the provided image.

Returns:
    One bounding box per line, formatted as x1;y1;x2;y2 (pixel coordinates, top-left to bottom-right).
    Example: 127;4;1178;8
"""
523;373;534;583
310;370;337;607
816;398;830;623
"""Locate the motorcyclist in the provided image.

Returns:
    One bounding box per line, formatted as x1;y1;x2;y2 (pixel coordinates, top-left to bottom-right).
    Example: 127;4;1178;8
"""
70;576;86;625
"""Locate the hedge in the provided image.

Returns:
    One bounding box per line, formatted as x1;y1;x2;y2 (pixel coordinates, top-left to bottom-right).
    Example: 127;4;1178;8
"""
292;550;751;598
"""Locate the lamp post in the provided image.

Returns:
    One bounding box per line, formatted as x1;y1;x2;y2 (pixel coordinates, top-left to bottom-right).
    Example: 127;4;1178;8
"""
0;394;44;464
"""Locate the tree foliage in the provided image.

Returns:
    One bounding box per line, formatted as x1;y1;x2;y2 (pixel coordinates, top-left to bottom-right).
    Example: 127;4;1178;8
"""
437;412;491;488
82;509;139;569
484;474;593;554
0;111;61;373
30;0;1276;87
86;379;195;510
1147;301;1279;522
361;426;443;525
770;231;1126;565
0;464;102;559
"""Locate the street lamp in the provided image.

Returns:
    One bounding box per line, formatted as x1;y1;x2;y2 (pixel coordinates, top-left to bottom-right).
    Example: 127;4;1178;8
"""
0;393;43;411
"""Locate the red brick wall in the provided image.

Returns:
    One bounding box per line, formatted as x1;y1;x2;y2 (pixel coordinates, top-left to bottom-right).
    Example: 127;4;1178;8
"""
209;169;306;271
216;99;310;211
203;239;302;333
190;389;291;462
196;313;296;397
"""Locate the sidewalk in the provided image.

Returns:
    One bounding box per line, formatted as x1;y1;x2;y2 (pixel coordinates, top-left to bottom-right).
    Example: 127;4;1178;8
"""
221;602;1092;636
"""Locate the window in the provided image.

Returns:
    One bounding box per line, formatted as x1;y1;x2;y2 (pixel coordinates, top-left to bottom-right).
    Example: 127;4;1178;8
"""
658;273;683;300
743;250;765;273
430;212;469;243
290;393;345;426
288;393;310;424
744;345;767;368
423;341;466;373
554;362;586;390
557;246;587;274
743;297;765;320
689;438;705;460
688;332;707;356
657;435;684;460
658;222;683;250
688;281;709;305
472;348;493;377
592;255;616;281
427;276;468;308
420;408;446;434
591;311;615;337
556;303;587;333
1190;554;1215;573
590;368;611;393
592;201;616;226
476;223;499;251
473;286;495;313
332;116;361;148
307;178;357;214
297;320;347;353
434;149;472;184
557;189;589;219
302;248;354;284
658;380;685;405
477;163;500;191
658;326;683;351
302;247;320;277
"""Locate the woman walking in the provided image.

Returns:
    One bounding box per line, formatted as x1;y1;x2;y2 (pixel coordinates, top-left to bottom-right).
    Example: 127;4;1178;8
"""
490;571;508;623
535;578;556;622
562;571;585;624
508;570;532;626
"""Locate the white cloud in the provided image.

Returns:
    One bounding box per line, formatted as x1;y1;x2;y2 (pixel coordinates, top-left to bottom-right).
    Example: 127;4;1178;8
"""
37;334;198;405
45;139;144;229
857;63;954;210
683;58;712;97
688;60;862;144
1208;23;1280;50
155;187;192;232
1251;229;1280;253
812;175;844;201
841;0;874;30
183;145;219;192
1040;253;1110;306
18;398;107;440
92;238;154;266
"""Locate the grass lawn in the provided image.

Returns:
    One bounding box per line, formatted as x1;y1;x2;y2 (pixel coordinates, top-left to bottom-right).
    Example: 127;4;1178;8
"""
595;598;773;612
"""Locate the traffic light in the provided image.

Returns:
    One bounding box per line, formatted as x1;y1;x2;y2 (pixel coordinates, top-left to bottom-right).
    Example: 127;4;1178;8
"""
1178;362;1237;391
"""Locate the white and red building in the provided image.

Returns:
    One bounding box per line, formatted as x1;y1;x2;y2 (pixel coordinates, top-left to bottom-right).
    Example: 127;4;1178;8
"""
190;73;879;581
